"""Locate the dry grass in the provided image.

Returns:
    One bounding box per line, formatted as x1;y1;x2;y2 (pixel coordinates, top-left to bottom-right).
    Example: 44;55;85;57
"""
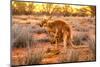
58;48;80;63
25;48;45;65
12;15;96;65
72;32;90;46
88;36;96;61
12;23;47;48
12;24;34;48
12;47;46;65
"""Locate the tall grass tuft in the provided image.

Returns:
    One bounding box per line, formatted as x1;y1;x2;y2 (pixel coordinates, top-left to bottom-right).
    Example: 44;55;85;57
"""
12;24;34;48
59;48;79;63
72;33;90;45
25;48;45;65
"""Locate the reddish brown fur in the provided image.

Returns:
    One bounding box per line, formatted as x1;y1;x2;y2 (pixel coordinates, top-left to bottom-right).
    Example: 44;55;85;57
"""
41;19;73;51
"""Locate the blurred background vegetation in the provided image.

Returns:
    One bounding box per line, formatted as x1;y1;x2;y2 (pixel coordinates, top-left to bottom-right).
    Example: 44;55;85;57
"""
12;1;96;16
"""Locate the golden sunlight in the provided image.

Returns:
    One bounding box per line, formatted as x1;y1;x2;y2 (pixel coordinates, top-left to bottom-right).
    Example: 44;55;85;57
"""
70;5;83;9
26;2;30;6
34;3;43;12
12;1;95;16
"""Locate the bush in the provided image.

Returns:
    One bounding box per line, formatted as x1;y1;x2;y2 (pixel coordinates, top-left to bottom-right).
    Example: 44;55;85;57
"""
72;33;90;45
25;48;45;64
59;48;79;63
12;24;34;48
12;47;45;65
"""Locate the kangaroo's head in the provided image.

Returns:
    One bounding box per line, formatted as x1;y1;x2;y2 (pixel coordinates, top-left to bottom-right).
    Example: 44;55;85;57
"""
40;19;48;27
39;16;52;27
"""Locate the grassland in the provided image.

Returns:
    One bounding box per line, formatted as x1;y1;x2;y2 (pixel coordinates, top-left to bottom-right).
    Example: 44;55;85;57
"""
12;15;96;65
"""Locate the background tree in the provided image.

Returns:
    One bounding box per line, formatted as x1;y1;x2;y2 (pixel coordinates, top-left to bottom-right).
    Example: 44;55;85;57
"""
12;1;96;17
62;5;72;16
25;2;34;15
89;6;96;17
